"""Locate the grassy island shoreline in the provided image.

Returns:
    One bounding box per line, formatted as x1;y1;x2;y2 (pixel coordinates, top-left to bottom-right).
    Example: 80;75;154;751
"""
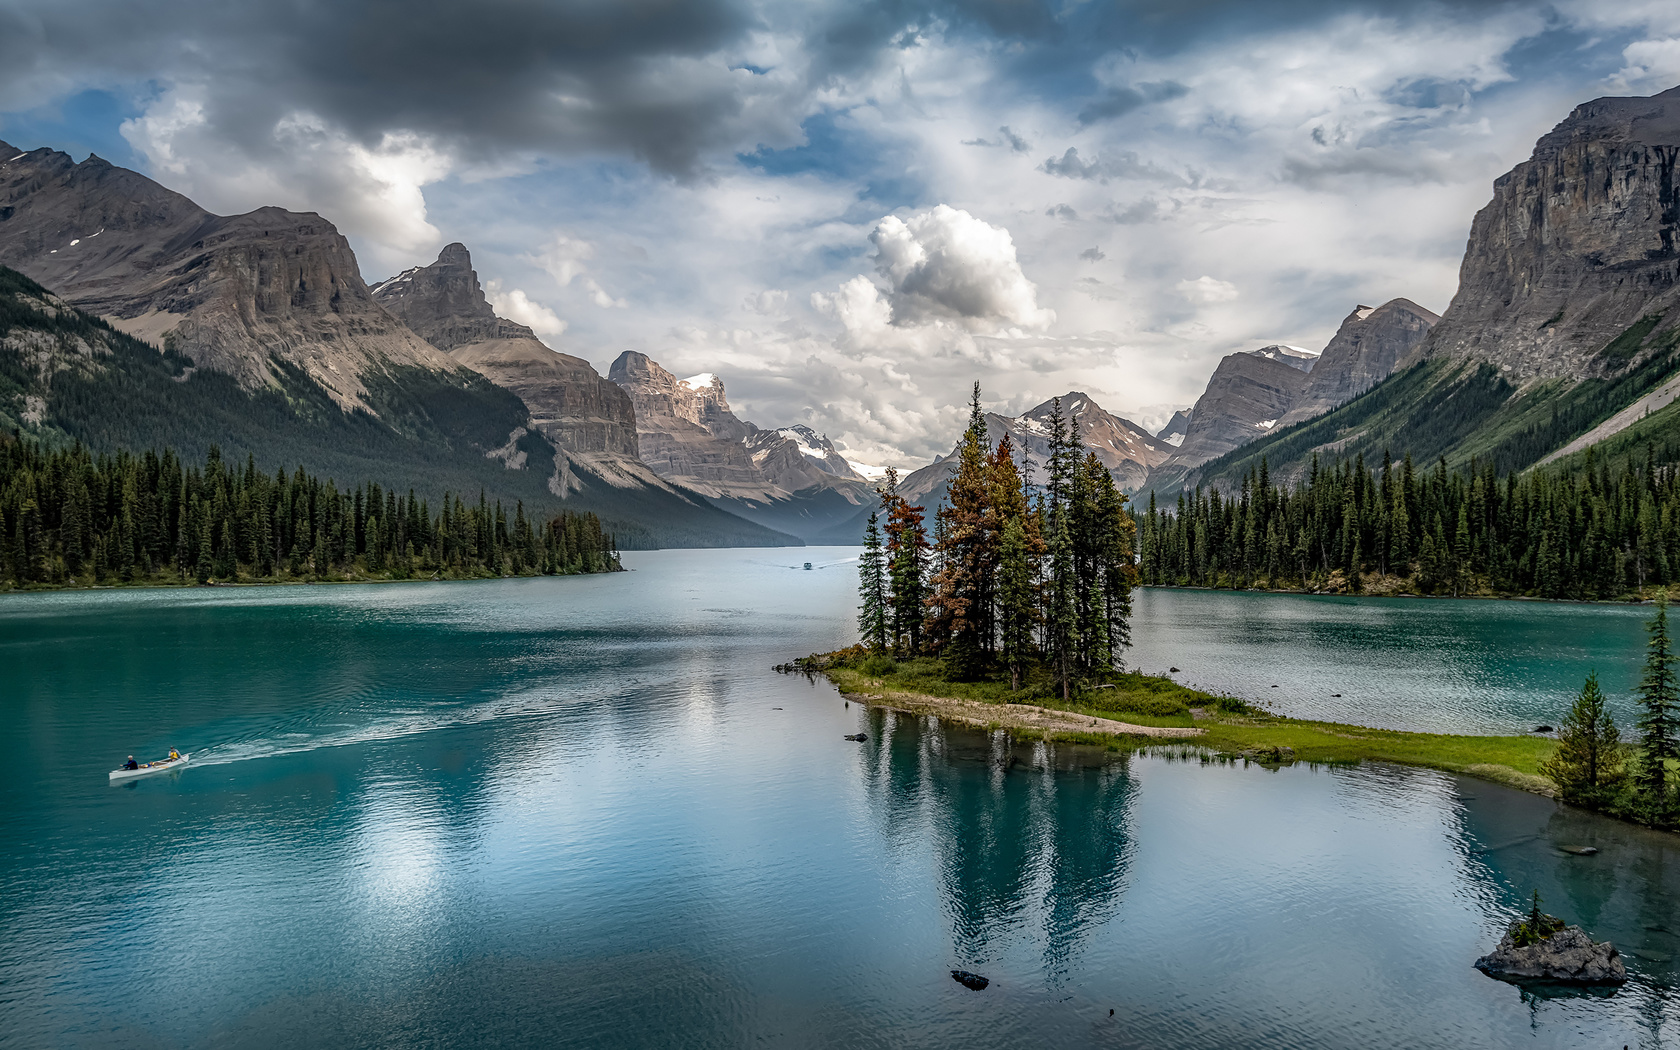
802;651;1560;798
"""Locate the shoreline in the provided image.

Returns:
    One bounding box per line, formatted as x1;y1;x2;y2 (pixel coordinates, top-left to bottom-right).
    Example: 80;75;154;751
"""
838;687;1205;739
824;669;1559;800
1139;582;1654;607
0;566;623;596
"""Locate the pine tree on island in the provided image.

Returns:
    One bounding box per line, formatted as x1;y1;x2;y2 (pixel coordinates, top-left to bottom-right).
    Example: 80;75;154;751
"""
1637;590;1679;820
857;511;888;652
1538;671;1626;802
856;384;1136;698
879;468;930;657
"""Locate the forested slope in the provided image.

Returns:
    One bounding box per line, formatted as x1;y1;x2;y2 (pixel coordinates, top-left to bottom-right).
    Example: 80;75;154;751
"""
0;267;792;549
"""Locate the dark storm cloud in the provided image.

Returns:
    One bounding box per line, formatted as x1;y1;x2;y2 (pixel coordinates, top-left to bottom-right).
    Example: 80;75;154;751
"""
0;0;771;176
0;0;1578;180
1040;147;1182;184
1076;80;1188;125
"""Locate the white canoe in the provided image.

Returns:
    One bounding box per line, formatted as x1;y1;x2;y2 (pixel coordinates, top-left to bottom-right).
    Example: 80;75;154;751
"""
109;754;189;782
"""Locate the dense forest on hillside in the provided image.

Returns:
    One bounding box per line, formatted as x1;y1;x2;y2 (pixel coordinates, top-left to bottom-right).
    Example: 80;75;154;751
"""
1181;330;1680;498
0;265;797;550
0;437;620;589
1136;444;1680;600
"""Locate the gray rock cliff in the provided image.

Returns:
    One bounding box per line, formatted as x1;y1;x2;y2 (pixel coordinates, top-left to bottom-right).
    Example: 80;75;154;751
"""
1154;352;1307;477
372;244;640;460
1415;85;1680;381
1280;299;1439;424
0;142;457;411
608;351;865;500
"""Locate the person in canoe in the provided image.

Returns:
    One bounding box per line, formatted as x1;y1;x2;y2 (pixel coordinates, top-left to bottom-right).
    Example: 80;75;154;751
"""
168;749;180;762
124;756;139;770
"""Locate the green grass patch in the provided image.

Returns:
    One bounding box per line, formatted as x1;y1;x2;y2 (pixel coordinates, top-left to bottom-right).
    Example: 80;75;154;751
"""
810;647;1559;792
1599;312;1665;363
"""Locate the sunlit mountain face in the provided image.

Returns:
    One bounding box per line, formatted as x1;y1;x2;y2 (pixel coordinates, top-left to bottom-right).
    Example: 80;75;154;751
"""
4;0;1675;470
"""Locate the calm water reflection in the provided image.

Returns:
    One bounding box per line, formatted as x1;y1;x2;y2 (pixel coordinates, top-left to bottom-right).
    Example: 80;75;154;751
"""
1130;588;1655;733
1;550;1677;1048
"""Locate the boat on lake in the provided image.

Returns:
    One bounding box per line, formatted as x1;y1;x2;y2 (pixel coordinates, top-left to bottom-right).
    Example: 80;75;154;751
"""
109;753;189;782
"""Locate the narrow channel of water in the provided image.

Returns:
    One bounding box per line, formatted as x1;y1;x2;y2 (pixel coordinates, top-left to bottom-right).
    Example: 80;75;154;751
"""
1130;587;1653;734
1;550;1675;1047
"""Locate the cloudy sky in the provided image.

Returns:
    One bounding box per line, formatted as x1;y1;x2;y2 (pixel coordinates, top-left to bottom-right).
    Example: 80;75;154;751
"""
4;0;1679;467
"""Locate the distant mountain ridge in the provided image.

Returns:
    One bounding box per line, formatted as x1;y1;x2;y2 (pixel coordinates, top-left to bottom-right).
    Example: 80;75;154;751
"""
0;147;793;548
608;351;875;540
1161;84;1680;498
1146;297;1438;495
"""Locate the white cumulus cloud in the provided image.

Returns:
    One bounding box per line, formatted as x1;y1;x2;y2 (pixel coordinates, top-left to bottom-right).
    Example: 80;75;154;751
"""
485;280;567;338
1175;276;1240;303
869;205;1055;331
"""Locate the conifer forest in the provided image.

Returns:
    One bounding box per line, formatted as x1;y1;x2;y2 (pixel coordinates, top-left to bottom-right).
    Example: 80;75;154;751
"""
857;388;1137;698
1;437;621;588
1135;449;1680;600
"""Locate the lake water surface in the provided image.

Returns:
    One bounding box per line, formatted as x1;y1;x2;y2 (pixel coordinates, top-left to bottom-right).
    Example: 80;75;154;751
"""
3;551;1679;1048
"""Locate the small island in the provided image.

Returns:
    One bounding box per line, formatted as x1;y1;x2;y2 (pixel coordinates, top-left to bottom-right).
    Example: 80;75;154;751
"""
1475;893;1627;985
826;383;1680;830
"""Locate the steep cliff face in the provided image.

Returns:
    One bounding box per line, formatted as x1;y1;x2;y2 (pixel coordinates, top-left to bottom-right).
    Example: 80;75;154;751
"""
1418;85;1680;380
607;351;873;539
0;143;456;409
369;242;533;351
372;244;640;459
608;352;765;492
608;351;865;497
1154;352;1306;482
1281;299;1438;424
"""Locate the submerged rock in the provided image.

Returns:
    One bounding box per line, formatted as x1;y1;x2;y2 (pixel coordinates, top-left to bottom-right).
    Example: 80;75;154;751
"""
951;969;989;990
1475;920;1627;984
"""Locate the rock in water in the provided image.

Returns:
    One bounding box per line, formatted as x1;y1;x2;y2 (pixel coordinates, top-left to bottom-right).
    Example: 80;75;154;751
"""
951;970;989;991
1475;921;1627;984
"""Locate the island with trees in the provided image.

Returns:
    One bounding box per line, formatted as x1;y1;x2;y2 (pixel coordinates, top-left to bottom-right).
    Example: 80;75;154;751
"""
800;389;1680;830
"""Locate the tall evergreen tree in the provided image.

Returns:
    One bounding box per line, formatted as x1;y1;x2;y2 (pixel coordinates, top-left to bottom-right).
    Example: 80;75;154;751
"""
858;511;888;651
1539;671;1626;800
1637;591;1680;818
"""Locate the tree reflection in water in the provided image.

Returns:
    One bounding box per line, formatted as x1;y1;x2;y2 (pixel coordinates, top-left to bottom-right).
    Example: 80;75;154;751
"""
856;706;1137;980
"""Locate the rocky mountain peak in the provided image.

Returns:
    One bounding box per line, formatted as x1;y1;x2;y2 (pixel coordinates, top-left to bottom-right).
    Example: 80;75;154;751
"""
0;144;454;409
1247;344;1319;372
371;243;532;353
610;352;750;440
1155;409;1191;446
1417;84;1680;382
1279;297;1438;424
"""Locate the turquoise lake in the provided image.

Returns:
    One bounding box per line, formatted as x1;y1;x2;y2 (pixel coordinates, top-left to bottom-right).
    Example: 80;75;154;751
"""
3;549;1679;1048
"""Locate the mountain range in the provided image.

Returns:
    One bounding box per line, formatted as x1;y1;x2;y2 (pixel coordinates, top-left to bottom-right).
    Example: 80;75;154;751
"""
5;83;1680;542
1173;84;1680;499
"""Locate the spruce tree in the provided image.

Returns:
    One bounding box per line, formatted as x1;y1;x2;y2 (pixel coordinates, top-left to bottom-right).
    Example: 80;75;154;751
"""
858;511;888;651
998;515;1034;691
1539;671;1626;800
1637;591;1680;820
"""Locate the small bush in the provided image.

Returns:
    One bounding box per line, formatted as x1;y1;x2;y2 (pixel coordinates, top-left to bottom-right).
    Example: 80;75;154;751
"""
861;653;899;676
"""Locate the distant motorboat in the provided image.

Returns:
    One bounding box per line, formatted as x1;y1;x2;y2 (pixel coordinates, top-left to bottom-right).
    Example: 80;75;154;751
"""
803;562;813;570
109;753;189;783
